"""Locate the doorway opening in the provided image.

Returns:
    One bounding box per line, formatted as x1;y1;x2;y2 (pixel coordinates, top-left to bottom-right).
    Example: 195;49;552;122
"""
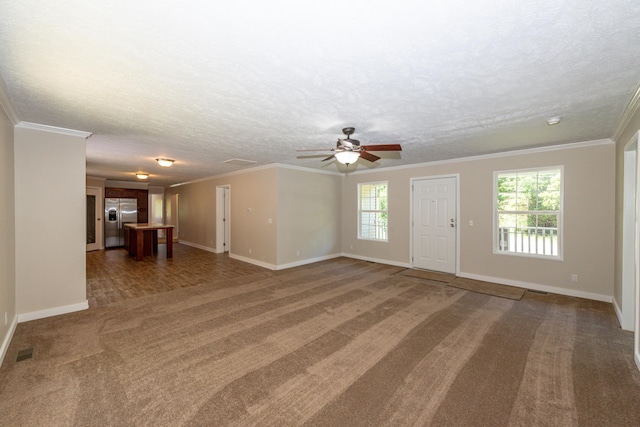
216;185;230;253
166;194;179;242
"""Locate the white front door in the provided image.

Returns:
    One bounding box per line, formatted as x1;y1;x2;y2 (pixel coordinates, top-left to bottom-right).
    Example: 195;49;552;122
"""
412;176;457;273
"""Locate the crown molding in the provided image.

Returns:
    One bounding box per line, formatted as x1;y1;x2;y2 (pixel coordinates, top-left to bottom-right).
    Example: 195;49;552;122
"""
0;75;20;125
612;81;640;142
347;138;613;176
16;121;92;139
169;162;341;187
274;162;342;176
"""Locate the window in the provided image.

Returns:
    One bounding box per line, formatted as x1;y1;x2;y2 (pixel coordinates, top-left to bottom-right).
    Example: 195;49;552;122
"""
495;167;562;258
358;182;388;241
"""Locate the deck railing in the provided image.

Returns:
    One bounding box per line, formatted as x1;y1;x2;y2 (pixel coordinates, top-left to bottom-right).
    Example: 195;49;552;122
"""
498;226;558;256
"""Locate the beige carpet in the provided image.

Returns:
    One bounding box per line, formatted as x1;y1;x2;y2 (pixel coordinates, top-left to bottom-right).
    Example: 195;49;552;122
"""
448;277;526;300
1;257;639;426
397;268;456;283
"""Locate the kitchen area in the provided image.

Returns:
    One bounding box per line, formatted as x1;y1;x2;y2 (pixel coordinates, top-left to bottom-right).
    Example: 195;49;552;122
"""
86;179;179;257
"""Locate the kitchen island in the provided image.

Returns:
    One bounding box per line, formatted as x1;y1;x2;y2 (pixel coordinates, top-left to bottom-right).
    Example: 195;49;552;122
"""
124;223;175;261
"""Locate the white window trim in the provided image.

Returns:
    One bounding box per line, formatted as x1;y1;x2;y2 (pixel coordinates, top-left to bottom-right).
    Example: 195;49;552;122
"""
358;181;389;242
492;165;564;261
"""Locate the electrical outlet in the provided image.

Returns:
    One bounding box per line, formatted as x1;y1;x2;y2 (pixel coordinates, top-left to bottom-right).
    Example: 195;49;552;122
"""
296;250;300;257
571;274;578;282
4;312;7;326
249;248;252;254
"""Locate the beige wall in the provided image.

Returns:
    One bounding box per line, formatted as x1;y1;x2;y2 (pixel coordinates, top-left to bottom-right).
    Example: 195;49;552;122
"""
165;166;279;267
86;176;106;188
0;101;16;363
165;165;342;269
342;141;615;300
14;125;88;318
276;167;342;266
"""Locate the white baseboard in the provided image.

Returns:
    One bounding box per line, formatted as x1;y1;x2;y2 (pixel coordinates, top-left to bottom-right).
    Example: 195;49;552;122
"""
228;252;345;271
178;240;218;253
0;315;18;368
611;296;636;331
17;300;89;323
275;253;343;270
636;350;640;372
458;272;613;303
228;253;277;270
613;296;624;328
341;253;411;269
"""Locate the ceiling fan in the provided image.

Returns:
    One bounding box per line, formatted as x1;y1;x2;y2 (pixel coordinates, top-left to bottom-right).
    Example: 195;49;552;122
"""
298;127;402;166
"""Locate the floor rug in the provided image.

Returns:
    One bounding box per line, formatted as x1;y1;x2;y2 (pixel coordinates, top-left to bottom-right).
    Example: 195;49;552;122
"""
448;277;526;300
397;268;457;283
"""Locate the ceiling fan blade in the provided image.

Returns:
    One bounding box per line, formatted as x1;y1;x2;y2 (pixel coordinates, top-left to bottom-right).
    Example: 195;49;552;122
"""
359;151;381;162
321;154;336;162
361;144;402;151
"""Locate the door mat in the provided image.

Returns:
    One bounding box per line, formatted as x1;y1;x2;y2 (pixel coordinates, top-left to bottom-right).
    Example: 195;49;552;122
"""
397;269;457;283
448;277;525;300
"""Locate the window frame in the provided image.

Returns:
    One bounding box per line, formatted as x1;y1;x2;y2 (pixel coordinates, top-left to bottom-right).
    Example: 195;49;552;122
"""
357;181;389;242
493;166;564;260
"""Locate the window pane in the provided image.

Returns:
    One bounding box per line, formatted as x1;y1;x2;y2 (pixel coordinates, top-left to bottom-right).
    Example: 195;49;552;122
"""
496;168;561;257
537;214;557;228
497;175;517;210
358;182;388;241
516;172;537;211
86;195;96;244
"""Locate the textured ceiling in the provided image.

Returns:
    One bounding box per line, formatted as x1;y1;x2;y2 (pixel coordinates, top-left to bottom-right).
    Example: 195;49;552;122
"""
1;1;639;186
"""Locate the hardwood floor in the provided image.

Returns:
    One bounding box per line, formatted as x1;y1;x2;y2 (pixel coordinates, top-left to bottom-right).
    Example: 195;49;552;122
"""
86;243;268;307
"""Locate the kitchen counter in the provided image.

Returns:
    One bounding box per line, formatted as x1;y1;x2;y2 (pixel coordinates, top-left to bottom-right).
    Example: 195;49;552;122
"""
124;223;175;261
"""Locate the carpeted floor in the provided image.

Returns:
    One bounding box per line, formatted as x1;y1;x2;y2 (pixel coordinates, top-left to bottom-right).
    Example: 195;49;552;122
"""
1;256;639;426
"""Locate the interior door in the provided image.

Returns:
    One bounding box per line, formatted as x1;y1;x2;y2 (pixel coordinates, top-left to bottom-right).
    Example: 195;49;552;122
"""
412;176;457;273
86;187;102;251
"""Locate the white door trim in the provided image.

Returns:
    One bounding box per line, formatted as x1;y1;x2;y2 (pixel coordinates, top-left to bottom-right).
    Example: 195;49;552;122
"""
409;174;460;274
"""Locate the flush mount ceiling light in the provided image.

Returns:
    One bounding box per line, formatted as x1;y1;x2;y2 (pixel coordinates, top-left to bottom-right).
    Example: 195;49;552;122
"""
156;158;174;167
136;173;149;179
546;116;562;125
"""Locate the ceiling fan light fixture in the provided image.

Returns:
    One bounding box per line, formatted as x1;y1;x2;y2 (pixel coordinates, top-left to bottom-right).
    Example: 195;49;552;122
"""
136;173;149;179
335;151;360;165
156;158;174;167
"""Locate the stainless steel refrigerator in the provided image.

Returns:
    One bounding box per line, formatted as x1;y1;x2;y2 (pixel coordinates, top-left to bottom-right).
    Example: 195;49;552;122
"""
104;198;138;248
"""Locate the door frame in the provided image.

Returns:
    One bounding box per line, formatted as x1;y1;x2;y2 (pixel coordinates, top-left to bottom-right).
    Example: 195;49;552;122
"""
621;133;637;332
166;194;179;241
86;186;103;251
622;131;640;370
216;185;230;253
409;174;460;274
